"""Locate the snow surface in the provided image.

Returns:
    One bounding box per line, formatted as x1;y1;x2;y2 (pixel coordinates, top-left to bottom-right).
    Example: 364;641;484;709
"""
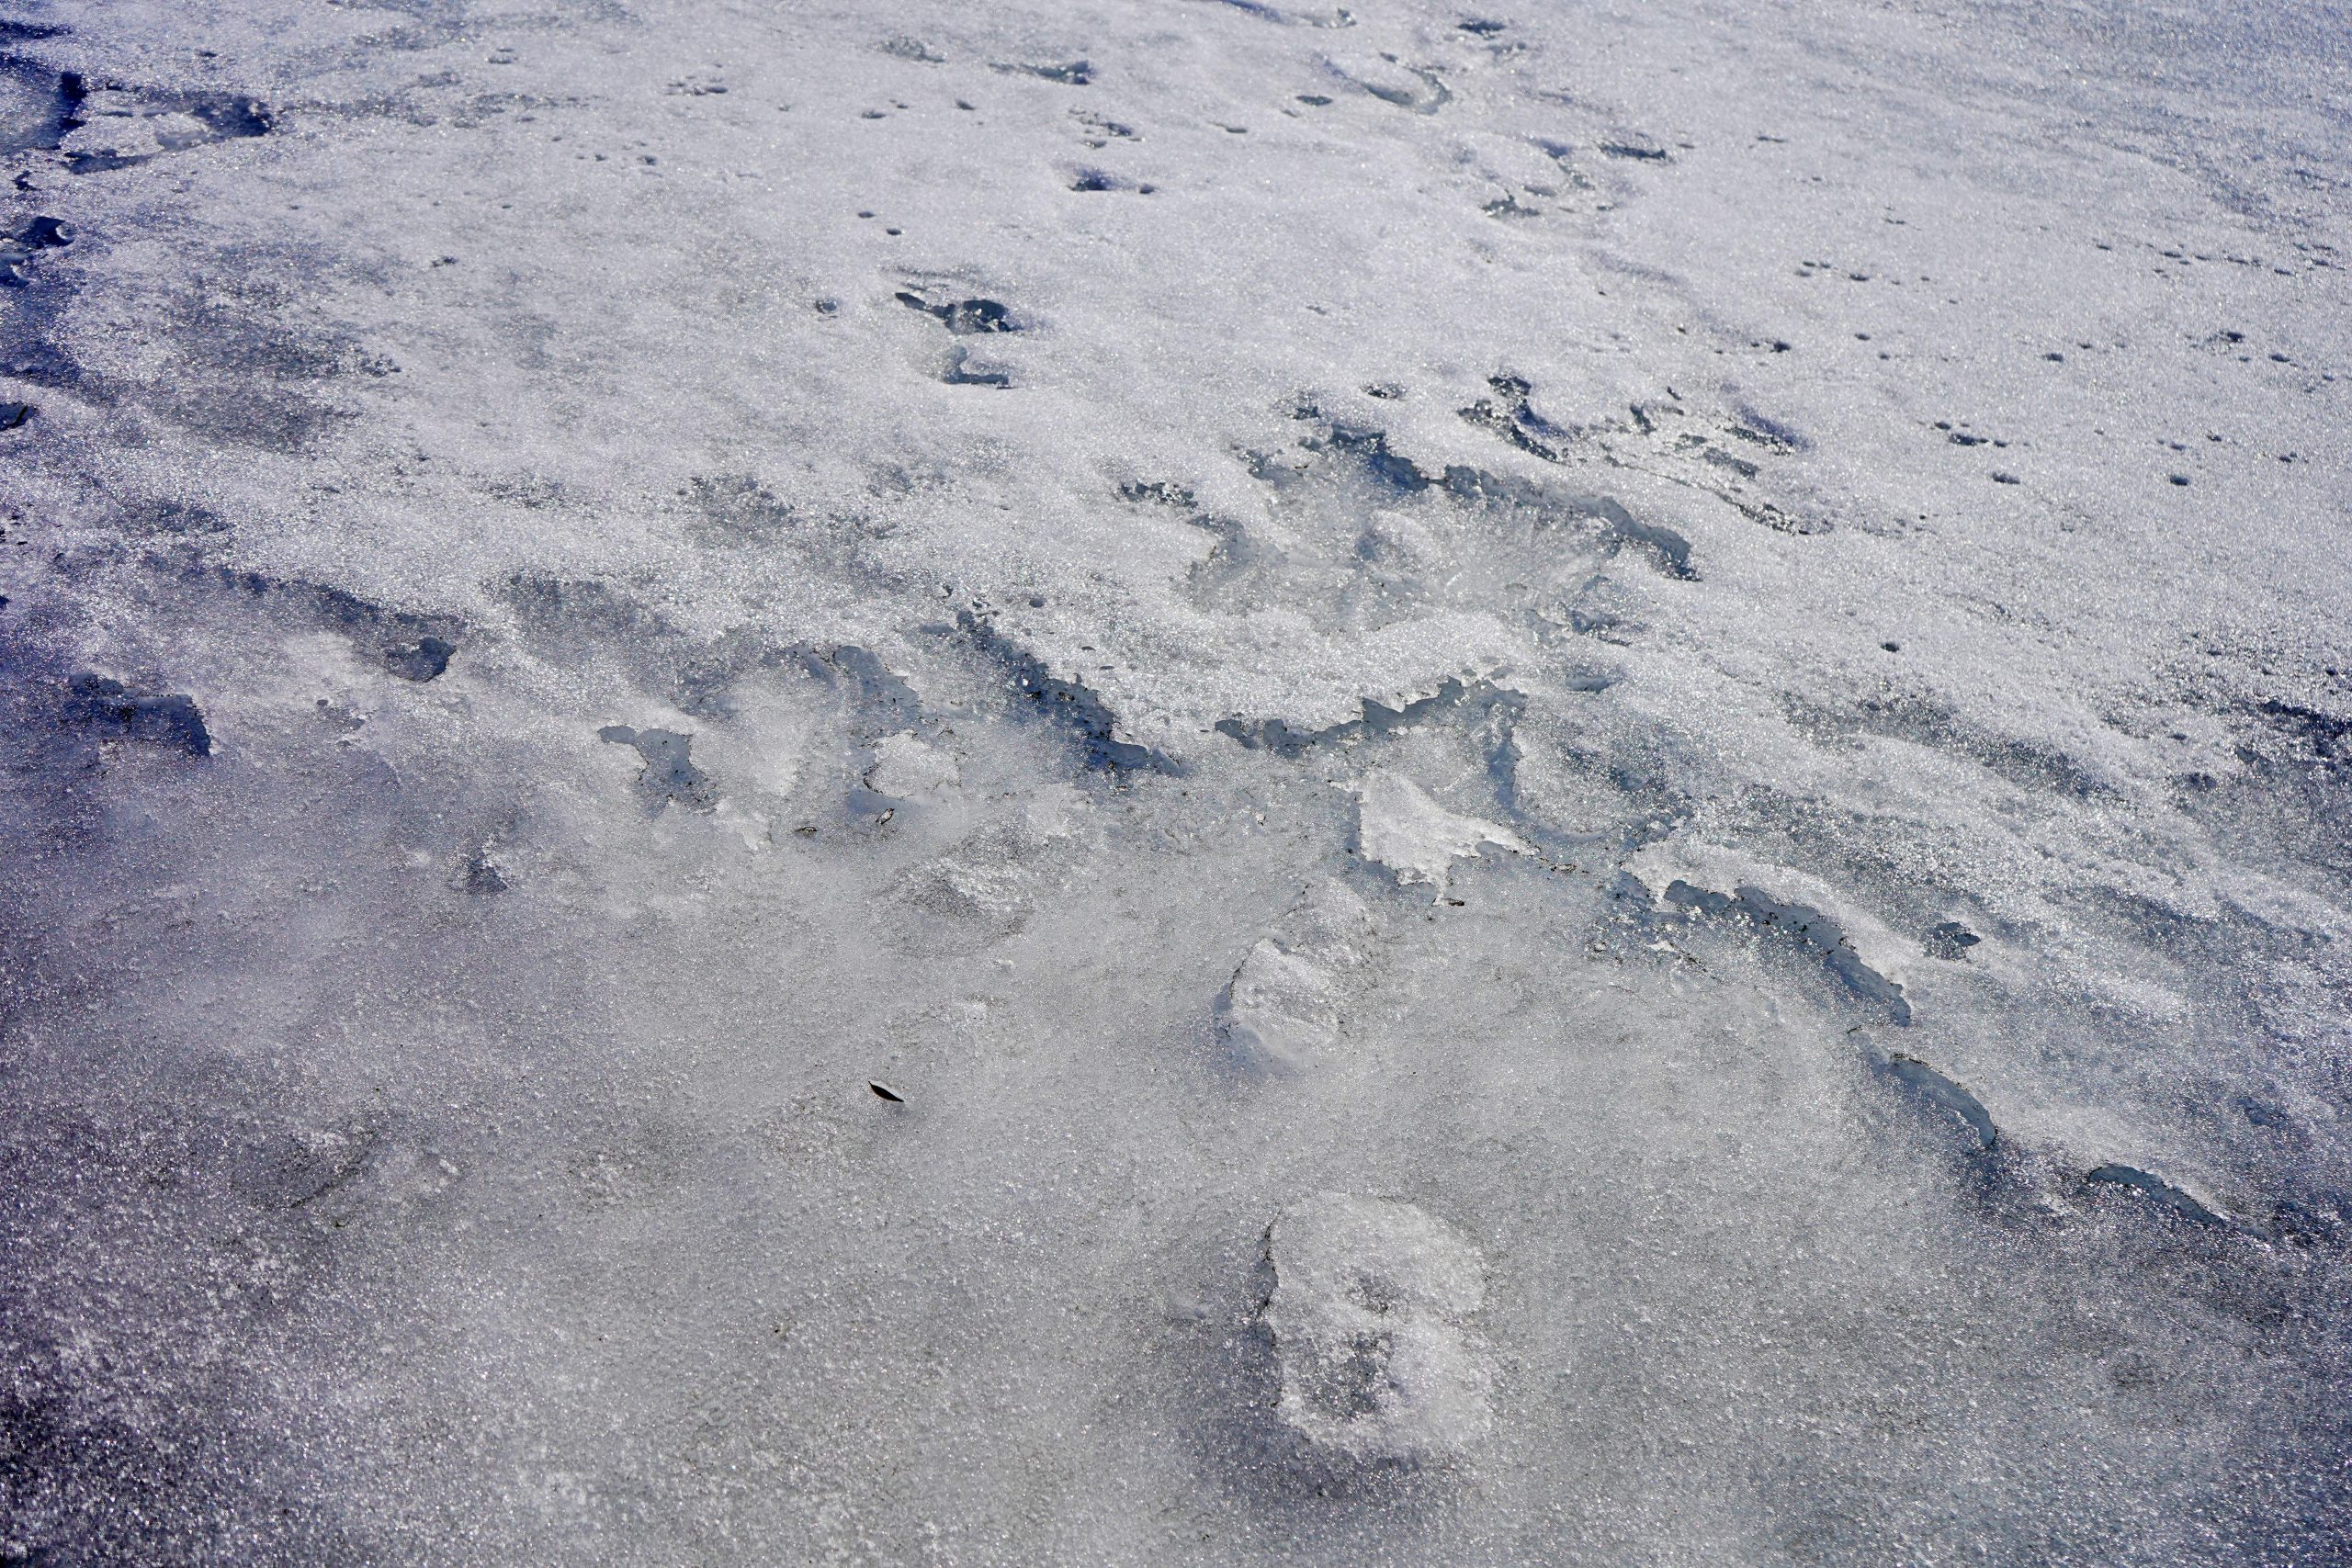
0;0;2347;1562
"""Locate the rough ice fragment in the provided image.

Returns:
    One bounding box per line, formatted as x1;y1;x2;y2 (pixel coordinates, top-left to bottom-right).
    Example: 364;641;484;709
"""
1218;939;1340;1075
1355;771;1532;891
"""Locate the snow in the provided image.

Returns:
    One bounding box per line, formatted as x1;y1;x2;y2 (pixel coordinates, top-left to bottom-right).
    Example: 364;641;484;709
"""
0;0;2346;1562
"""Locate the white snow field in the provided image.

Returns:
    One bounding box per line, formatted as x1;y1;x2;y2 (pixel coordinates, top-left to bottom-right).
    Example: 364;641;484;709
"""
0;0;2346;1562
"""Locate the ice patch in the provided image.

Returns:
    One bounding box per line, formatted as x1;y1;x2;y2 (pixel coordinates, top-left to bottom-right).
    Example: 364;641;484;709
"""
1263;1192;1493;1462
597;725;718;815
864;732;958;799
1220;940;1340;1075
63;674;212;757
1355;771;1532;892
1218;882;1380;1075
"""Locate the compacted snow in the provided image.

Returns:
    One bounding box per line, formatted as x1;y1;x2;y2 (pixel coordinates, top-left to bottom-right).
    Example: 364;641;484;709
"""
0;0;2346;1562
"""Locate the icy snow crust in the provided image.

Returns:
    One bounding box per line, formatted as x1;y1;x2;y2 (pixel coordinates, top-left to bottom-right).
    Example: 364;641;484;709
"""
0;0;2347;1562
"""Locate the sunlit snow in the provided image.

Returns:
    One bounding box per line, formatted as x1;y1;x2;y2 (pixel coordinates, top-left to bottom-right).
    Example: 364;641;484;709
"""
0;0;2346;1562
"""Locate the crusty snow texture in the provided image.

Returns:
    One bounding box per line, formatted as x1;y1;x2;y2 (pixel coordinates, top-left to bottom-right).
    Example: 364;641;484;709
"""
0;0;2347;1563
